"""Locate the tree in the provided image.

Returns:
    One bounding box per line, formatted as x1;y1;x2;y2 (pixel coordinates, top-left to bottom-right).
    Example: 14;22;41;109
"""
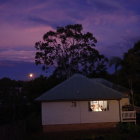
23;75;61;101
123;41;140;80
111;41;140;92
109;56;123;74
35;24;108;79
108;56;123;84
121;41;140;92
122;41;140;106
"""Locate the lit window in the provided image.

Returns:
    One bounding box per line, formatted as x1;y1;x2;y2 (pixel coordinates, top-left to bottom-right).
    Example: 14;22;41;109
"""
89;101;109;112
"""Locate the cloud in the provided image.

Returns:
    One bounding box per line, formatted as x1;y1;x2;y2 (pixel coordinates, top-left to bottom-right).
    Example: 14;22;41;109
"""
87;0;122;12
0;0;140;80
27;16;75;28
0;0;140;62
0;24;53;47
79;10;140;55
0;49;35;62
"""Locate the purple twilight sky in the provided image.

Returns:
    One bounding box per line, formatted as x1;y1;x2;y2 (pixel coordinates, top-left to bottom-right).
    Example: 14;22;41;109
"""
0;0;140;80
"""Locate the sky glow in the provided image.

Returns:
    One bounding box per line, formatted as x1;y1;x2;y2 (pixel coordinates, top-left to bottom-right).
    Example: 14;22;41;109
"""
0;0;140;79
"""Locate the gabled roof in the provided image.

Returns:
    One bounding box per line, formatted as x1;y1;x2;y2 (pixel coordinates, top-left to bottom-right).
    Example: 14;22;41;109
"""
36;74;125;102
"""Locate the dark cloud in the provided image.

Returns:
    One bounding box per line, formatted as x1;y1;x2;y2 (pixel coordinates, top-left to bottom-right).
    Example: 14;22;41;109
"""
0;46;34;51
28;16;75;28
28;16;55;27
117;0;140;14
0;0;9;4
98;35;140;58
92;0;120;12
0;47;35;62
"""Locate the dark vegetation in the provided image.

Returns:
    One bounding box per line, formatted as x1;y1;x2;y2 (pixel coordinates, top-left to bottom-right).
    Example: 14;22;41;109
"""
109;41;140;106
0;75;62;140
35;24;108;79
0;24;140;139
21;123;140;140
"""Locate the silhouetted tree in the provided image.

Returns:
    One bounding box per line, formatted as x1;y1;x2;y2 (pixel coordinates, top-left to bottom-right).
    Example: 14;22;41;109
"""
109;56;123;74
123;41;140;81
35;24;108;79
0;78;25;123
110;41;140;94
23;75;61;101
122;41;140;94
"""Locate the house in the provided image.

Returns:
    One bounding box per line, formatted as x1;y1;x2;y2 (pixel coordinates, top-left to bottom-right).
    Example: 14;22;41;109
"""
36;74;136;132
94;78;131;96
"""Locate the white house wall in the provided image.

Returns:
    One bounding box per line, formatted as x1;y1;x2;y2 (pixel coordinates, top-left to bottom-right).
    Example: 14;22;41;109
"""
42;100;120;125
42;102;81;125
80;100;120;123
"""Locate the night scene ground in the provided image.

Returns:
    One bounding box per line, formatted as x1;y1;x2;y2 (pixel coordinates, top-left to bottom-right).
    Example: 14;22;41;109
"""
0;0;140;140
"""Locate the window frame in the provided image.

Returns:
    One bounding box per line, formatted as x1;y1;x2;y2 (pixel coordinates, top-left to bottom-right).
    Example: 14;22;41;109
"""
89;100;109;112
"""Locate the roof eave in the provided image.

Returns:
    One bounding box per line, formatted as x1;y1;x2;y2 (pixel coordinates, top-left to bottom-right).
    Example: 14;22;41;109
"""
36;98;122;102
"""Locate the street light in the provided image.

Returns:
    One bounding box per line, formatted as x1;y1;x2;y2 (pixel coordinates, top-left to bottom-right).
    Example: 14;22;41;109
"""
28;73;34;80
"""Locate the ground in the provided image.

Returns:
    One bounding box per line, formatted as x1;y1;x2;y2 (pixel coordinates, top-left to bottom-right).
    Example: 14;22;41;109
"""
28;124;140;140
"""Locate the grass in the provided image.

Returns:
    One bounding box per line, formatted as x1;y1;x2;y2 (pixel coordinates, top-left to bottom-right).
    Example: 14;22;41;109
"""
26;125;140;140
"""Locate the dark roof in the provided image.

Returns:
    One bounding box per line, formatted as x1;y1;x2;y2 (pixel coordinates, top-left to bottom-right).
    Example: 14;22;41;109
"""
36;74;125;102
94;78;130;93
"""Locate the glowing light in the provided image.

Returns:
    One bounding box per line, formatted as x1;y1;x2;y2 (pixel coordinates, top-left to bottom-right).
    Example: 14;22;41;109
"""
29;73;34;78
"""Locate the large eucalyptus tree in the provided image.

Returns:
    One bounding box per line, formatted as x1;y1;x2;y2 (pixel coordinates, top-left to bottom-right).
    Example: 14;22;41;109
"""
35;24;108;79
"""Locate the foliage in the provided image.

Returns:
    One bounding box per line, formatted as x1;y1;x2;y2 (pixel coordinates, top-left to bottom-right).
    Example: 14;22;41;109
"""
35;24;108;79
134;94;140;106
109;41;140;94
0;75;63;125
109;56;123;74
120;41;140;95
22;75;63;101
117;123;136;133
123;41;140;76
0;78;25;124
1;76;140;139
23;126;140;140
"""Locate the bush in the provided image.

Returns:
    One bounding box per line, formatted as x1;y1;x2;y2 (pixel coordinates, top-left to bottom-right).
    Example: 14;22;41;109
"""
117;122;140;136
